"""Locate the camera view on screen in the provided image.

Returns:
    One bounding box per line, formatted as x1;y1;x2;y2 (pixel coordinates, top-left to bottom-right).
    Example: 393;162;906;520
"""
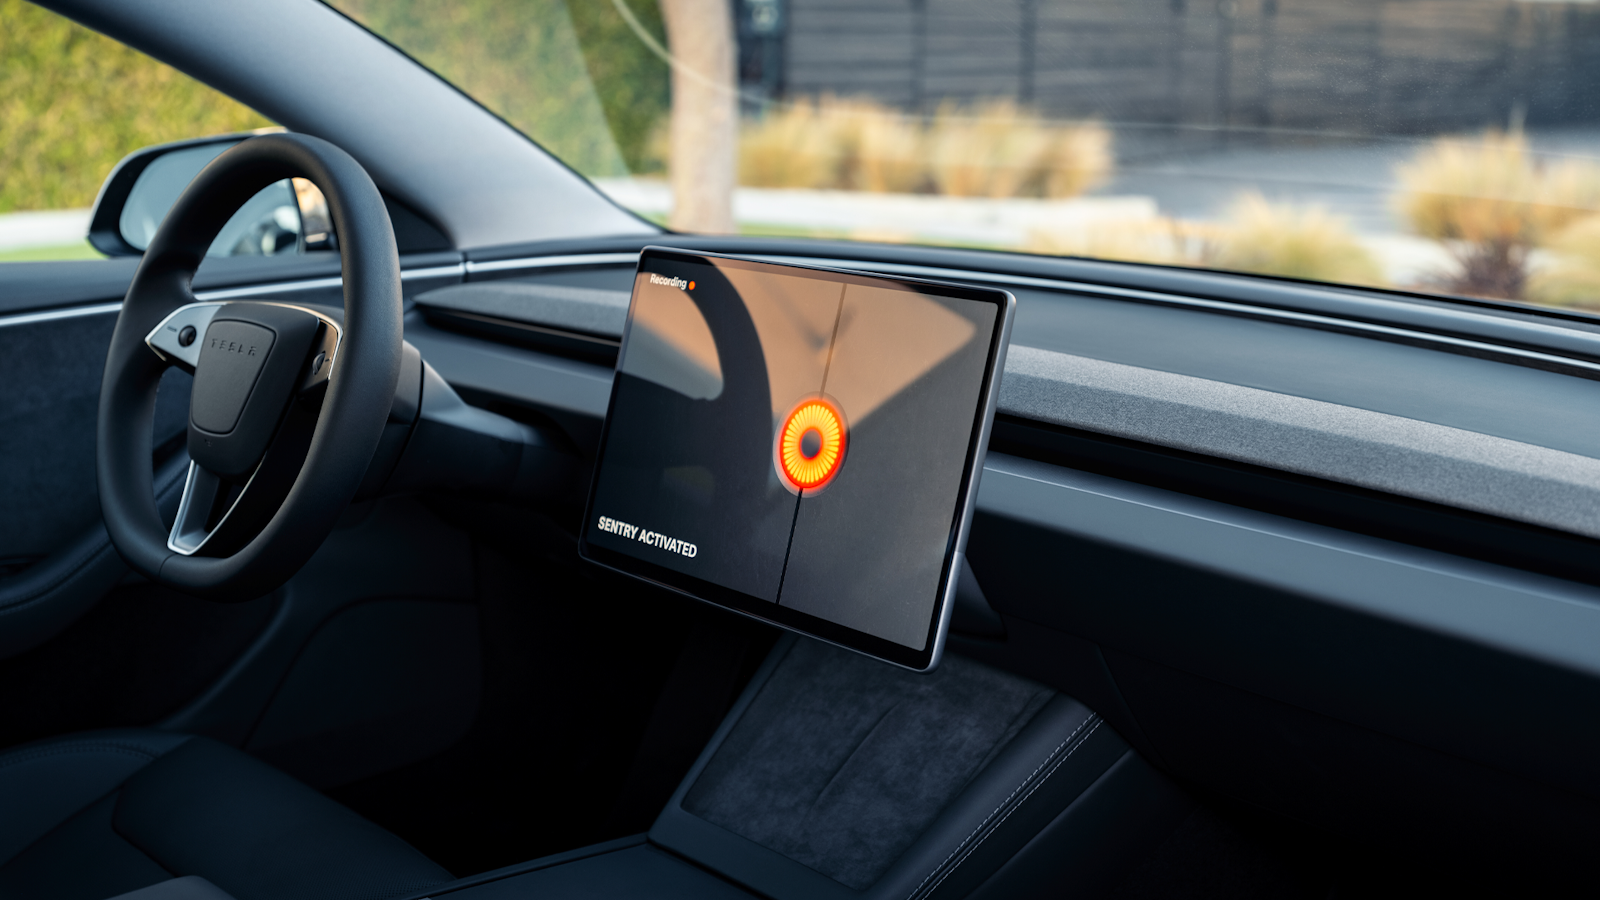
581;249;1009;668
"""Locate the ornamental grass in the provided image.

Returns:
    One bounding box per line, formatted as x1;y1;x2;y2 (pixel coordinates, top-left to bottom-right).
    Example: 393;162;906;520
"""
1026;194;1383;289
1395;130;1600;300
737;96;1111;200
1527;214;1600;309
1208;194;1385;288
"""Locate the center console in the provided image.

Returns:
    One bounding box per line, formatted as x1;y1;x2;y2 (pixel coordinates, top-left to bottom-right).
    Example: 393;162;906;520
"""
397;252;1189;899
412;635;1190;900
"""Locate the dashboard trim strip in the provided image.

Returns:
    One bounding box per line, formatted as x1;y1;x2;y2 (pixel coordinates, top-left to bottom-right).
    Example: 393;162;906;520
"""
462;251;1600;379
465;252;640;275
0;262;467;328
758;257;1600;380
195;262;465;301
0;301;124;329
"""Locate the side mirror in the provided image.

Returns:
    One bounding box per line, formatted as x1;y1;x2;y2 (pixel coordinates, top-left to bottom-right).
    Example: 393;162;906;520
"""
87;131;336;258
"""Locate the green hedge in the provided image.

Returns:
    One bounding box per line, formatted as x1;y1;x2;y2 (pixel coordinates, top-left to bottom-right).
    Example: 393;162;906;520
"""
0;0;272;213
330;0;669;177
1;0;667;214
569;0;670;174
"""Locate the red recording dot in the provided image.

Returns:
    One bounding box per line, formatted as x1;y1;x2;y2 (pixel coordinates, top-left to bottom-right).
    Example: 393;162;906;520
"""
688;280;696;290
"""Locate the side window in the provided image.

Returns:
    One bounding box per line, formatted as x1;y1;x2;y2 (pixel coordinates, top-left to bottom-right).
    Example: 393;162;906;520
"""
0;0;272;262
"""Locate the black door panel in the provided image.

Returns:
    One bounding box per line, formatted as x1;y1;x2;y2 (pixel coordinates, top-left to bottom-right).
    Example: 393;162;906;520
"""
0;249;464;575
0;574;278;750
0;453;187;660
0;308;190;567
0;293;192;660
0;249;466;762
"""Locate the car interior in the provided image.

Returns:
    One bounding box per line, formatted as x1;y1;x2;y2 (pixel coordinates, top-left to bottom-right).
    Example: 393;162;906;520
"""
6;0;1600;898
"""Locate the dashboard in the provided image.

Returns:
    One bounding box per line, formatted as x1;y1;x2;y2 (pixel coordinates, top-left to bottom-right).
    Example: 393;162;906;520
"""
22;230;1599;874
384;236;1600;872
21;0;1600;889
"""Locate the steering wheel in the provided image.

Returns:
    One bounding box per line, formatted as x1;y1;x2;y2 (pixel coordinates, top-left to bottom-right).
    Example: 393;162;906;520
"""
97;133;402;600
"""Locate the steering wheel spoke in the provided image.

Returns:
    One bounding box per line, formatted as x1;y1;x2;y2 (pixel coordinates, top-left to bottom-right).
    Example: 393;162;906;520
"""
168;461;230;555
175;335;332;561
145;302;224;372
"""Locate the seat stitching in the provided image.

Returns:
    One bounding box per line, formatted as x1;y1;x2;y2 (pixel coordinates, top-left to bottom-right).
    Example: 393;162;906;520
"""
904;714;1094;899
0;742;167;773
905;715;1102;900
913;719;1104;900
911;718;1103;900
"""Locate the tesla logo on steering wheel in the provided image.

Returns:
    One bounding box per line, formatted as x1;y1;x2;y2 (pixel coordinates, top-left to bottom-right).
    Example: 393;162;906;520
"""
209;337;259;356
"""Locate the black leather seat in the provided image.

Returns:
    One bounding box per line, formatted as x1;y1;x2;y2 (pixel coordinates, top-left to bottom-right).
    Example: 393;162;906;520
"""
0;729;452;900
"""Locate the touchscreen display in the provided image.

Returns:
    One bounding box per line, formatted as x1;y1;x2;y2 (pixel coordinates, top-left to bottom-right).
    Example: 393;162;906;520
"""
579;248;1013;670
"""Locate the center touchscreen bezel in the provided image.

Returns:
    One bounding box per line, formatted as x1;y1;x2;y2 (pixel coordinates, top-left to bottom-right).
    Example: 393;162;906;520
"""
578;247;1016;671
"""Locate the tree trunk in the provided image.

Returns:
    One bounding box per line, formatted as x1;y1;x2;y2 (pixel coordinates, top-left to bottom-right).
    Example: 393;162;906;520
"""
660;0;738;233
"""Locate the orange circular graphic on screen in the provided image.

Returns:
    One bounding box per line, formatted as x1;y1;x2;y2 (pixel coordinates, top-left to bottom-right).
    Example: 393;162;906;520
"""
778;398;846;491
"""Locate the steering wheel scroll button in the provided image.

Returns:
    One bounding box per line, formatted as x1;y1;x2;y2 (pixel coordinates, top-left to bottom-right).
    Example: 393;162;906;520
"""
299;322;341;392
145;302;224;369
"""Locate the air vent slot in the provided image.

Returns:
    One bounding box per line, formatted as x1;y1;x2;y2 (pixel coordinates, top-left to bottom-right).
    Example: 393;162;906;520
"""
415;280;627;366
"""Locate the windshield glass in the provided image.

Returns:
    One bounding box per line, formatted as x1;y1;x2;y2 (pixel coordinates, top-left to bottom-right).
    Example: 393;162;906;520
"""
329;0;1600;311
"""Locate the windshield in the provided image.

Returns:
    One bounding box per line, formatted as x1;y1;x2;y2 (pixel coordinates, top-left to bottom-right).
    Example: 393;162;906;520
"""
329;0;1600;311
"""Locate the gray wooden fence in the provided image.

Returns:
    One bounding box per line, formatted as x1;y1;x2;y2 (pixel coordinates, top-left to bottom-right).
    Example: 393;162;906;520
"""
766;0;1600;141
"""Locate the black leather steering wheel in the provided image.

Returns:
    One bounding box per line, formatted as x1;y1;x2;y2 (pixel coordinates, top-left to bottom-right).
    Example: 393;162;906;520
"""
97;133;402;600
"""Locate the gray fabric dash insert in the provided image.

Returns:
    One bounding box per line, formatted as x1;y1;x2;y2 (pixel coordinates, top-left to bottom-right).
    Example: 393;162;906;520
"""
682;639;1053;890
1000;344;1600;540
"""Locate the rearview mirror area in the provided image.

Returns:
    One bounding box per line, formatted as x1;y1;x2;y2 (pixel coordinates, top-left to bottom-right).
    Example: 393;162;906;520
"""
89;131;336;258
